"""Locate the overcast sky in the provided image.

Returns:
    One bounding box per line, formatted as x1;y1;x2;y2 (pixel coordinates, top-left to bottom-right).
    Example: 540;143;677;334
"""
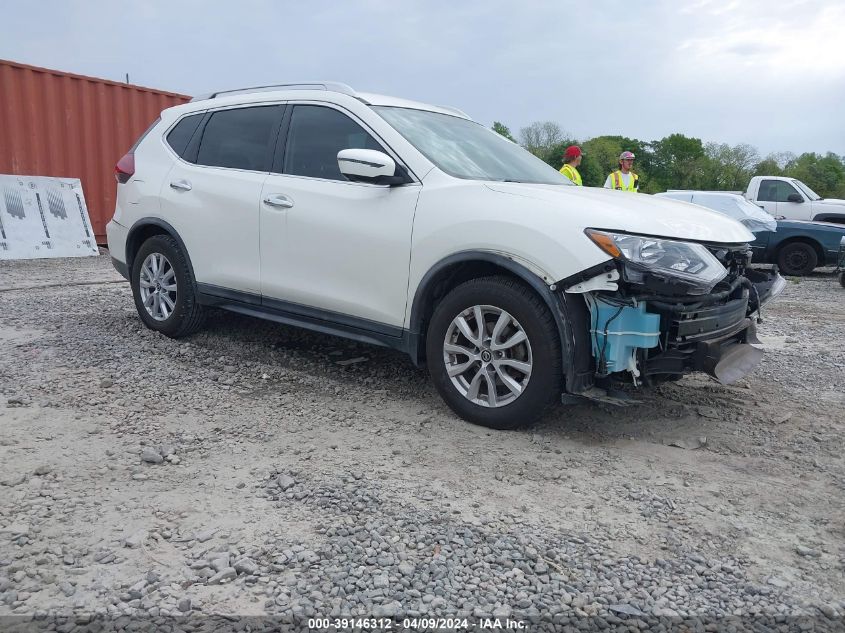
3;0;843;156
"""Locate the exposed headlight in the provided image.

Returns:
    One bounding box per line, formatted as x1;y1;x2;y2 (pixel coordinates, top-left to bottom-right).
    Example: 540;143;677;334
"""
585;229;727;294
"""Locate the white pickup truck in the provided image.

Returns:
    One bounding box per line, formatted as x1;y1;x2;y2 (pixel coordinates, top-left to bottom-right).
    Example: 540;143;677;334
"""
744;176;845;224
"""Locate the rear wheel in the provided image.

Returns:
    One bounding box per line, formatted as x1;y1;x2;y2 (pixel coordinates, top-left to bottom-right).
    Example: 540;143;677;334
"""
131;235;205;338
839;272;845;289
776;242;817;276
425;276;562;430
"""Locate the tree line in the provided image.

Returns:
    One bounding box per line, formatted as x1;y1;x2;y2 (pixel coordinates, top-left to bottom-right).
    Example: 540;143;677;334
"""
492;121;845;198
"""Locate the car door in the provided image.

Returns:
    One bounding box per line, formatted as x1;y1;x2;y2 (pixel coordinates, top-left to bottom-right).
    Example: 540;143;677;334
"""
259;103;421;328
755;179;782;217
757;179;812;221
159;104;284;295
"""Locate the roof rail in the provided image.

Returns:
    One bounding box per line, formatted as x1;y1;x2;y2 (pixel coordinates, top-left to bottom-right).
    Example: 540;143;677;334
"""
191;82;358;102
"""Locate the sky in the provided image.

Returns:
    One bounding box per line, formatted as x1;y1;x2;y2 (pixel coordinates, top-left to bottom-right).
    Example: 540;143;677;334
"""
2;0;843;157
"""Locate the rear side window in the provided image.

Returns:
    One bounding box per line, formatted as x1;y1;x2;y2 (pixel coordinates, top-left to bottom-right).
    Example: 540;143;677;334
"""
166;114;203;158
283;105;385;181
691;194;741;219
196;106;281;172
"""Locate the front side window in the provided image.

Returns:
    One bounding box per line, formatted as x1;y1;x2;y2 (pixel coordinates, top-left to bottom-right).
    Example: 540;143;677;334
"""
166;113;204;158
375;106;571;185
283;105;385;181
196;106;280;171
758;179;801;203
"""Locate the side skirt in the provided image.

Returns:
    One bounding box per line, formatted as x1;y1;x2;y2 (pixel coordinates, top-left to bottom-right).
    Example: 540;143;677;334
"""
195;283;413;356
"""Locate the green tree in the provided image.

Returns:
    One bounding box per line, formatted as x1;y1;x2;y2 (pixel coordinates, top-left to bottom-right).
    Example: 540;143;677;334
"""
489;121;845;197
491;121;516;143
753;155;784;177
649;134;706;191
702;143;760;191
784;152;845;198
580;137;622;188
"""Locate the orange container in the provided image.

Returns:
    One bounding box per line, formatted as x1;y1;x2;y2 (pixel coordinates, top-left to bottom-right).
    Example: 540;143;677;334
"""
0;59;189;242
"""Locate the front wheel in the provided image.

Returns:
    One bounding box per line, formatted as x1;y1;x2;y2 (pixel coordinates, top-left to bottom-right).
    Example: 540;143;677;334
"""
425;277;562;430
776;242;817;276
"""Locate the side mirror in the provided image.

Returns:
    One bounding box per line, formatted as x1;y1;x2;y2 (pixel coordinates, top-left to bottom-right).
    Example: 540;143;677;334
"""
786;193;803;203
337;149;407;185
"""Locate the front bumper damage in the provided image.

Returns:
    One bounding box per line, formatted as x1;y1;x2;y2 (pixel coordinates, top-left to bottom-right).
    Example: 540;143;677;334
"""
557;245;786;395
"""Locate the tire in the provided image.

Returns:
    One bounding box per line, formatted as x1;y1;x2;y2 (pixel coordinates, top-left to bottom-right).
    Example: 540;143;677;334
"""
130;235;205;338
839;272;845;289
776;242;817;276
425;276;562;430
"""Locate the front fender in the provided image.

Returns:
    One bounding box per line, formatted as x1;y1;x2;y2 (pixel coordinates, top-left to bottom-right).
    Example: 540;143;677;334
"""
407;251;593;394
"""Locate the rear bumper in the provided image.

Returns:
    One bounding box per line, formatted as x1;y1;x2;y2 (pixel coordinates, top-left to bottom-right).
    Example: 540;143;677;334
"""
106;220;129;280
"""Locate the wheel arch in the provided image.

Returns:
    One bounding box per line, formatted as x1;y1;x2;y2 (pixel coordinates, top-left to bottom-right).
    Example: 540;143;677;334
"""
126;218;198;291
811;212;845;225
406;251;592;393
775;236;824;266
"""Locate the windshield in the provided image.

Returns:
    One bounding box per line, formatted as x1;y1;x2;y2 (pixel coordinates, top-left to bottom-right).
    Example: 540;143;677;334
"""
374;106;572;185
791;179;821;201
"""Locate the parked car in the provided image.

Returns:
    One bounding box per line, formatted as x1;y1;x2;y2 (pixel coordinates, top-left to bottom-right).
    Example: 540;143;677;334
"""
838;242;845;288
735;176;845;223
107;82;784;429
656;191;845;275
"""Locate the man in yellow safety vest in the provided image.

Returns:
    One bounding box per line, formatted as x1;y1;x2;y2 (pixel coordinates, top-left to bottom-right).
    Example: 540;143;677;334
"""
559;145;583;185
604;151;639;192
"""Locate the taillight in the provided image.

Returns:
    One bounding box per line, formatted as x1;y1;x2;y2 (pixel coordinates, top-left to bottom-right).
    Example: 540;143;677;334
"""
115;153;135;184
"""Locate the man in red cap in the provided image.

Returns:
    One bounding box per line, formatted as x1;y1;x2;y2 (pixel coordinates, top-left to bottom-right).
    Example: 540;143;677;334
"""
559;146;583;185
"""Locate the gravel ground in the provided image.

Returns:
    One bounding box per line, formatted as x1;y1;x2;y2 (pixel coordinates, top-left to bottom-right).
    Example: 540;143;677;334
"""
0;253;843;631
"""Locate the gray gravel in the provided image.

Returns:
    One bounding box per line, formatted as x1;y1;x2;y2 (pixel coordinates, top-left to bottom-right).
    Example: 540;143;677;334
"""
0;254;843;630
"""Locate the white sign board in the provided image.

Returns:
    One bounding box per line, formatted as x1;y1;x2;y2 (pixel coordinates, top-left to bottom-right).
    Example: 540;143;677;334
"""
0;175;99;260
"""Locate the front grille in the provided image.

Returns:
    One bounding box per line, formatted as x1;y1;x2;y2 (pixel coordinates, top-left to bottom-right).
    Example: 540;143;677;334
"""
665;296;749;343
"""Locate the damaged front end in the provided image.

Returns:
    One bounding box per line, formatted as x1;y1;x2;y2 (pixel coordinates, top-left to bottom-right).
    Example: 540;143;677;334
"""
558;230;786;396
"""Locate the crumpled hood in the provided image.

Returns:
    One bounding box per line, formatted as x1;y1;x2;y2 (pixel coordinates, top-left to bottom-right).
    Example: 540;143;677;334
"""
485;183;755;243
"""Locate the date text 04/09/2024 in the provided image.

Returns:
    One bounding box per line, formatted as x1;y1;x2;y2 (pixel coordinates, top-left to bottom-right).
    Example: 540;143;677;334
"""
307;617;526;630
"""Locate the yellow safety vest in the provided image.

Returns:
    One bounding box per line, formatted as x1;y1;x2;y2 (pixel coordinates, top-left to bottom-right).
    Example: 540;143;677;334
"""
610;170;638;192
559;163;582;186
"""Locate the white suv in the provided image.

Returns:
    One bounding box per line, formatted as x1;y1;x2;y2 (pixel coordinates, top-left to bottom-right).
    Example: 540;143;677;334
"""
107;82;785;429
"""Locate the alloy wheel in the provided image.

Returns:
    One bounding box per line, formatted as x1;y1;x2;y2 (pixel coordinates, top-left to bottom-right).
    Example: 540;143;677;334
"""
442;304;533;408
138;253;177;322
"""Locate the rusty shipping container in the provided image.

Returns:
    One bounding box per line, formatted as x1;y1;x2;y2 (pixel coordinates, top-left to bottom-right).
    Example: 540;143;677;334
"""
0;59;189;242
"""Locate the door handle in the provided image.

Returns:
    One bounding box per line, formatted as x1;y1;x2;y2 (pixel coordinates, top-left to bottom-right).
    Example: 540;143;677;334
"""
169;180;192;191
263;194;294;209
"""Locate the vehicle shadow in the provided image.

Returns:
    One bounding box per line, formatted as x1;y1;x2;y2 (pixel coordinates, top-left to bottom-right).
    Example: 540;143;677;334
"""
196;307;747;449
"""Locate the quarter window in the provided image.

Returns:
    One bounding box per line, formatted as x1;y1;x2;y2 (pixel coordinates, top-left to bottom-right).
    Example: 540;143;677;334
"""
758;179;801;203
166;114;203;158
283;105;386;181
196;106;281;172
